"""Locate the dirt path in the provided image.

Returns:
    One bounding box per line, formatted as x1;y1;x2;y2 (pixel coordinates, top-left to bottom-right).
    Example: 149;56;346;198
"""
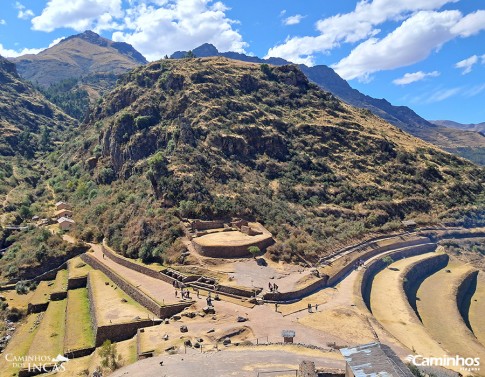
370;253;448;358
87;244;357;348
110;346;345;377
417;259;485;361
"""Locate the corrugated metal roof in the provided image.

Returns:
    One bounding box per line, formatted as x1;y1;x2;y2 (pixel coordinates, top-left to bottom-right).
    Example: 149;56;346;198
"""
340;342;414;377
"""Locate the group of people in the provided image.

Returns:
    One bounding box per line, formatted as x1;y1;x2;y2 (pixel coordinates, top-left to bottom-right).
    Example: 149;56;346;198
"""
173;280;191;299
268;282;279;292
308;303;318;313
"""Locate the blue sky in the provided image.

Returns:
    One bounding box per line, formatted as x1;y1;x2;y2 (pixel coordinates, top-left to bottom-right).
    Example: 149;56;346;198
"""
0;0;484;123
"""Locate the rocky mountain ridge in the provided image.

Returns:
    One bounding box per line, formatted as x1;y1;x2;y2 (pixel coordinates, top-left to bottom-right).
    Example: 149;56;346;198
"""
52;57;484;264
171;44;485;165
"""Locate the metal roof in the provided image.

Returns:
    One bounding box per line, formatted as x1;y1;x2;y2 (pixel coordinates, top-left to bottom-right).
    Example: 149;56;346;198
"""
340;342;414;377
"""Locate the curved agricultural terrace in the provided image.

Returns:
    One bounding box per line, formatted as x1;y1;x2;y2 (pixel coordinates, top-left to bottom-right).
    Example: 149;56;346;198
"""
363;245;485;375
2;228;485;377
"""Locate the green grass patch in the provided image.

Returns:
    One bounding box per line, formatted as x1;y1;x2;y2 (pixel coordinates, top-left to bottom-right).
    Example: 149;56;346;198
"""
30;281;55;305
67;256;92;279
64;288;95;351
27;299;67;357
52;269;68;292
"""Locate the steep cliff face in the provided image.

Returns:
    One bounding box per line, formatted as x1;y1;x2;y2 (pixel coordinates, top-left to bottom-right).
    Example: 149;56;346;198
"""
0;55;74;156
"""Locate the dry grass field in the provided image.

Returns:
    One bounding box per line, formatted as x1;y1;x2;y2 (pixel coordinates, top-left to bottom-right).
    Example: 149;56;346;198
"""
369;253;448;357
0;314;42;377
469;271;485;346
89;270;152;325
416;258;485;361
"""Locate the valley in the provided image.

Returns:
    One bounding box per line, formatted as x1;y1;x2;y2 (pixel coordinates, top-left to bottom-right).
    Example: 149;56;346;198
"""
0;31;484;377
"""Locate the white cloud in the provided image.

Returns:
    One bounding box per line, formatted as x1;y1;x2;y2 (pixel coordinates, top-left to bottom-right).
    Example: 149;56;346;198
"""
0;37;64;58
332;9;485;80
112;0;247;61
283;14;304;26
0;19;6;25
16;2;35;20
464;83;485;97
426;87;461;103
393;70;440;85
450;10;485;37
455;55;478;74
32;0;123;32
266;0;458;62
0;44;44;58
29;0;246;61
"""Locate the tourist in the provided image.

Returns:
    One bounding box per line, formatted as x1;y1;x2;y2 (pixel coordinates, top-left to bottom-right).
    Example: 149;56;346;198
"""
315;304;318;311
308;303;312;313
274;284;278;292
268;282;273;291
175;290;178;298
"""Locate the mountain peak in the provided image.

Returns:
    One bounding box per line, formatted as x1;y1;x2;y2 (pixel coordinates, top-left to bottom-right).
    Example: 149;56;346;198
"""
10;31;147;87
62;30;108;46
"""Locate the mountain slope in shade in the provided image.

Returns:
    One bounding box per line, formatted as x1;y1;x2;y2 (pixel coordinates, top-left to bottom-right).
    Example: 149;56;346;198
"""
171;44;485;165
10;30;147;87
430;120;485;134
0;55;74;156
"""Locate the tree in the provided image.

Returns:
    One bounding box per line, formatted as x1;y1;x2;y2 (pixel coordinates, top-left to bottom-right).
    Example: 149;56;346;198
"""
248;246;261;259
99;340;122;371
184;50;196;59
381;256;394;268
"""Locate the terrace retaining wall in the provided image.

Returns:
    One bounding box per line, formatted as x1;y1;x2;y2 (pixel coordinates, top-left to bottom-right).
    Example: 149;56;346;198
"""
67;276;87;289
102;246;174;285
95;320;155;347
27;302;49;314
402;253;449;315
263;275;329;302
360;243;437;312
81;253;192;318
50;291;67;301
327;237;431;286
456;269;479;331
193;236;275;258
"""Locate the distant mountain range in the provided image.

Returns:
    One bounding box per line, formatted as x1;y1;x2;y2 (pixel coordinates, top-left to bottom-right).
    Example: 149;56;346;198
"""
430;120;485;134
10;30;146;87
172;44;485;165
4;34;484;164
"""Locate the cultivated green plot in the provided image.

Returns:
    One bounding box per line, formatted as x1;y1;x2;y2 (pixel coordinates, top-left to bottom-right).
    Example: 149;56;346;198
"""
64;288;95;352
27;299;67;358
67;256;92;279
52;269;68;292
29;281;55;306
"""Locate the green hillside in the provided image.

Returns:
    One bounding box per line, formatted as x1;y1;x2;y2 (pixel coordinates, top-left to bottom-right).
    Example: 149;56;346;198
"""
47;57;484;265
